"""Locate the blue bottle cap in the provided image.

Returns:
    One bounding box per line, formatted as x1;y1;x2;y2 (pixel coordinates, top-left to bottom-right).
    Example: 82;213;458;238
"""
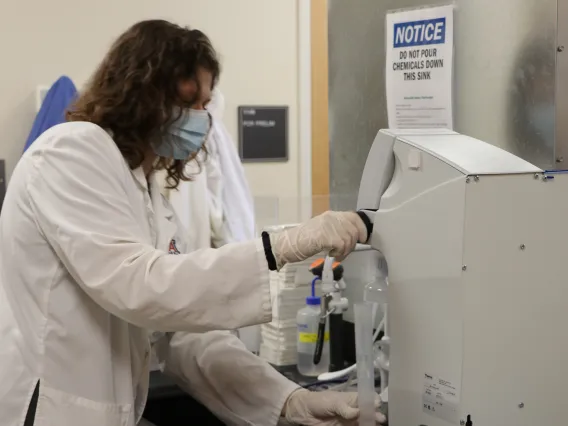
306;296;321;306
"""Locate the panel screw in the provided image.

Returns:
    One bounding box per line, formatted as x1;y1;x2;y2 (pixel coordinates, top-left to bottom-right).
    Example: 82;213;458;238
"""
520;244;526;250
462;265;467;271
466;177;470;183
534;173;539;179
558;46;565;52
474;175;480;182
518;402;525;408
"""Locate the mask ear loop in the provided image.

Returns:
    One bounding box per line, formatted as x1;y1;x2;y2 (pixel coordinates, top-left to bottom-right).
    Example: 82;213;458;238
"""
193;111;213;159
203;111;213;142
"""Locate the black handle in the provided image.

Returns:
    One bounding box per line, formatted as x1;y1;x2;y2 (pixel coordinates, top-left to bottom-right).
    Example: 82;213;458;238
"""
313;321;326;365
329;313;344;372
356;210;374;243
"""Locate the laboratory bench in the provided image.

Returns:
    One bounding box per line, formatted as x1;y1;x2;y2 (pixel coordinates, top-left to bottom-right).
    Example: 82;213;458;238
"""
144;370;224;425
144;321;386;424
144;365;388;425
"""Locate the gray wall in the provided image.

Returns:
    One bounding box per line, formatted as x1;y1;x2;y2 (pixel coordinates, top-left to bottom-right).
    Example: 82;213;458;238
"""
329;0;558;210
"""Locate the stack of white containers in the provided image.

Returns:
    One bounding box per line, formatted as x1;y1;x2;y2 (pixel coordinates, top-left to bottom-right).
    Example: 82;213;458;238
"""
258;225;323;366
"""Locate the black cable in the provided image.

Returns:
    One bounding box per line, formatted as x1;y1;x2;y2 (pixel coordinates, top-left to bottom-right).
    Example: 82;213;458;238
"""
312;321;326;365
302;378;347;389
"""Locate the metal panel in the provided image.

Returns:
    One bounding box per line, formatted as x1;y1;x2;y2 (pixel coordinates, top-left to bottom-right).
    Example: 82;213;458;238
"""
455;0;557;170
328;0;427;210
329;0;557;210
459;174;568;425
556;0;568;168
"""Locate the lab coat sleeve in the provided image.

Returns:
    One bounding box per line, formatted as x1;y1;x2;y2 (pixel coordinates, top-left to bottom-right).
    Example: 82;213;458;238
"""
25;124;272;332
155;331;300;426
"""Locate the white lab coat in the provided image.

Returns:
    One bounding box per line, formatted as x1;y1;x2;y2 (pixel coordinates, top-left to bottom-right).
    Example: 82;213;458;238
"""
167;88;255;248
207;89;255;243
167;133;228;251
166;89;260;351
0;122;299;426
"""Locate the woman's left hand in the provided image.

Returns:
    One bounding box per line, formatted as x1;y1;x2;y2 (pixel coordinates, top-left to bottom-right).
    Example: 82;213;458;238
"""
281;389;386;425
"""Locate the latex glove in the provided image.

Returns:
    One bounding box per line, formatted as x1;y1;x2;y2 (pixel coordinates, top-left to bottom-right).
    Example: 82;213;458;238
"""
282;389;386;425
270;211;368;269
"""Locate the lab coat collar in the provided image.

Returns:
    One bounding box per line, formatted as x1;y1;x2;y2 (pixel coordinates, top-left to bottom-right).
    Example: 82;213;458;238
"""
151;176;178;251
130;167;175;221
149;175;175;221
130;166;148;191
129;166;178;250
105;128;149;192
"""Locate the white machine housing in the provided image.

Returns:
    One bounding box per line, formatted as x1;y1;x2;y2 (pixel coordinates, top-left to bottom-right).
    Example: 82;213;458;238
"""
357;129;568;425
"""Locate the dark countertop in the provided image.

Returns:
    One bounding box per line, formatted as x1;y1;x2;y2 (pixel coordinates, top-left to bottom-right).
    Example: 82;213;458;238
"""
148;370;184;400
148;365;388;423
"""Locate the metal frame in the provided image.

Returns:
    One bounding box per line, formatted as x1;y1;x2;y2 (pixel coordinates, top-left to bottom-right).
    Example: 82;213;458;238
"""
556;0;568;169
298;0;313;220
0;159;5;213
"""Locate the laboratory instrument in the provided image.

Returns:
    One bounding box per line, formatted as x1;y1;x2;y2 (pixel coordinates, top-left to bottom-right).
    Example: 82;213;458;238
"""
354;302;376;426
308;258;348;371
355;128;568;425
316;275;389;385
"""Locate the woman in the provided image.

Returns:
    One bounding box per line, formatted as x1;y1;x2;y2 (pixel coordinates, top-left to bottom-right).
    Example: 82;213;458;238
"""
162;87;260;354
0;20;384;425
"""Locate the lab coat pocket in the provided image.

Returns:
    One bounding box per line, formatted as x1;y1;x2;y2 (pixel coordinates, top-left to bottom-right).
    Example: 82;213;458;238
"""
35;384;132;426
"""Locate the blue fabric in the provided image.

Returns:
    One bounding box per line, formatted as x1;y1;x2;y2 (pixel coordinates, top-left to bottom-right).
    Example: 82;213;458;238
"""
24;76;77;152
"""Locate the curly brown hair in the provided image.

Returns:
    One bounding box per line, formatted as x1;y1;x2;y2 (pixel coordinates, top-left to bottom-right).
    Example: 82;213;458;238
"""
67;20;220;189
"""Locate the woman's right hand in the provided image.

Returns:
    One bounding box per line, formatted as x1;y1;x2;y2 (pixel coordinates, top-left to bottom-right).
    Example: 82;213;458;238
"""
269;211;369;270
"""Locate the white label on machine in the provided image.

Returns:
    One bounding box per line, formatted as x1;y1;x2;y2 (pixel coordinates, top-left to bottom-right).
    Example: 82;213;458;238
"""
422;372;460;423
385;4;454;129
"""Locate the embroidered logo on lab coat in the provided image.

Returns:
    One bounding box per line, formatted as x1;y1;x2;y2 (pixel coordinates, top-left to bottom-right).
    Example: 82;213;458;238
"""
168;239;180;255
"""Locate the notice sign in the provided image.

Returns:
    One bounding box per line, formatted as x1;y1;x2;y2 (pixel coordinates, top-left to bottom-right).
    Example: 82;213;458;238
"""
386;5;454;129
238;106;288;163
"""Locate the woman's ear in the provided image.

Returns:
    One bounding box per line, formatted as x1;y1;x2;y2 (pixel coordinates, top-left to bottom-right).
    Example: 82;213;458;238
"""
177;79;198;104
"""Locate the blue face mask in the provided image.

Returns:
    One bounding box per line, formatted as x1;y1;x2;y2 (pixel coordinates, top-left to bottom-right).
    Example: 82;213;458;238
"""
529;104;555;147
153;109;211;160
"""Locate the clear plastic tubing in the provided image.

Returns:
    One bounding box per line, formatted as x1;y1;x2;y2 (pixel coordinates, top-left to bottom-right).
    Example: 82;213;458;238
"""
354;302;376;426
365;276;388;323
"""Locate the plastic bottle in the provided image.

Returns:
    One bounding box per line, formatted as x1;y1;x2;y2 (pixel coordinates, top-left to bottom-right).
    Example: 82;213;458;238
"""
297;279;330;376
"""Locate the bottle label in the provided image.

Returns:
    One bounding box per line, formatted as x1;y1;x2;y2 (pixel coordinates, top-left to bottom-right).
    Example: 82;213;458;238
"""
298;332;330;343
